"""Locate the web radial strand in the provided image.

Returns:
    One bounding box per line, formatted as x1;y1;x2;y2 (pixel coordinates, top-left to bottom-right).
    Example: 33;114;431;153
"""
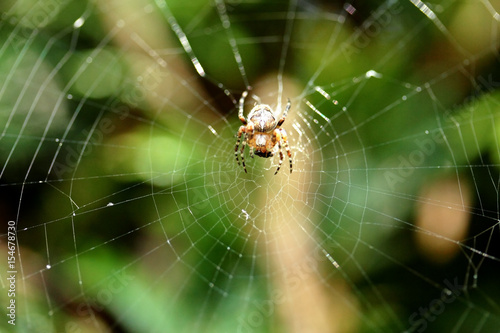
214;0;249;88
2;1;500;333
408;0;468;55
154;0;206;77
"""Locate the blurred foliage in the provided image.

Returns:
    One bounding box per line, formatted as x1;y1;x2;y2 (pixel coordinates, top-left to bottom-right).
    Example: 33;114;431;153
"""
1;0;500;332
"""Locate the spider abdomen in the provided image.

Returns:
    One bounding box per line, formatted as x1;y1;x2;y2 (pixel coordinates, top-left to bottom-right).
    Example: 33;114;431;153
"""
254;134;270;148
235;91;293;174
254;150;273;158
249;108;276;132
247;133;274;157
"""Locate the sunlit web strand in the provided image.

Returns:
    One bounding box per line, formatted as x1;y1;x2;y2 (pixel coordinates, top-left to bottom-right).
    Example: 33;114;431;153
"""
154;0;206;77
214;0;250;89
153;0;240;104
408;0;469;56
277;0;298;110
481;0;500;21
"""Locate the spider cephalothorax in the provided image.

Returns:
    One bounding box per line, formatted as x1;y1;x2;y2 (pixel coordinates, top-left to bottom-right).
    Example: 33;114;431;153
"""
235;91;292;174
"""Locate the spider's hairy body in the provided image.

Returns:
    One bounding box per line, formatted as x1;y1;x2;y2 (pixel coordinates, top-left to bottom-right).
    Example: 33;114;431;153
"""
250;108;276;132
247;107;276;157
234;91;292;174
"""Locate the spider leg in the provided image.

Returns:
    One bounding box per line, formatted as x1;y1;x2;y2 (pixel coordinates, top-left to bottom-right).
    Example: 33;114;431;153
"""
239;123;254;173
277;98;291;128
274;144;284;175
238;91;248;125
273;130;283;175
235;126;245;167
280;128;292;174
240;137;247;173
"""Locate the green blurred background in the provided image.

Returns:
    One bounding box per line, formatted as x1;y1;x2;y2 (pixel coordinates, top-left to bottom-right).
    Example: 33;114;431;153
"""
1;0;500;332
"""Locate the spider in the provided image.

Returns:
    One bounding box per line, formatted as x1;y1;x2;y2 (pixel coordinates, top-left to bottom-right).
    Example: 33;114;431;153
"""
235;91;292;175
